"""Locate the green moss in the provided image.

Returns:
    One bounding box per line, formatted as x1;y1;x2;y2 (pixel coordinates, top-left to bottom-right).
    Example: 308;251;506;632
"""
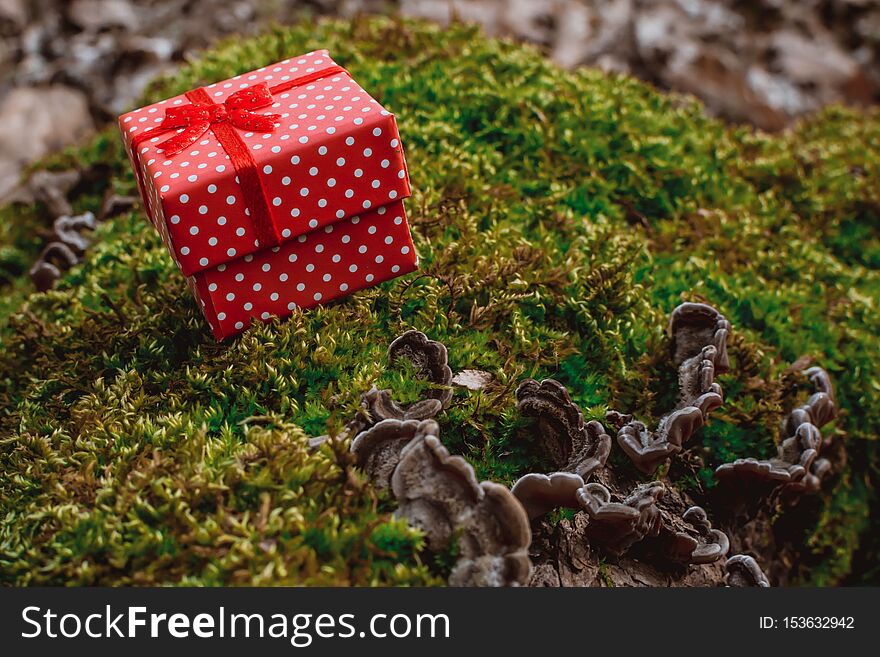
0;16;878;585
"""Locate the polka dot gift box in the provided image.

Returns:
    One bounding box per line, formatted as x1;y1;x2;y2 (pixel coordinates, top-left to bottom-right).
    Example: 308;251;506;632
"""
118;50;417;340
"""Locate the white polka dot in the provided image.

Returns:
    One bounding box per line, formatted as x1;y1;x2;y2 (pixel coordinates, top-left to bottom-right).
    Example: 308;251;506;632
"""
227;248;237;257
272;197;282;206
207;184;217;192
199;205;208;214
179;193;189;203
313;292;322;301
300;187;309;197
263;165;273;174
226;195;236;205
372;127;382;136
190;226;199;235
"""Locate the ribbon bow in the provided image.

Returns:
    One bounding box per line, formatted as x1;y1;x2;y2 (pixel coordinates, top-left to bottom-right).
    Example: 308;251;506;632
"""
156;84;281;156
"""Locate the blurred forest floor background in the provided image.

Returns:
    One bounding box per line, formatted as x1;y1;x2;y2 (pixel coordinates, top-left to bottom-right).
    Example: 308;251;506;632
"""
0;0;878;200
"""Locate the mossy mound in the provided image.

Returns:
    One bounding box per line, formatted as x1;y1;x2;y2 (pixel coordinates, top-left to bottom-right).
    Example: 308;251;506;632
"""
1;17;878;586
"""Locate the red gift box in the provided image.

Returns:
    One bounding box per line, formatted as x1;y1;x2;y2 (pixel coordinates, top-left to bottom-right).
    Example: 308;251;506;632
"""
118;50;417;339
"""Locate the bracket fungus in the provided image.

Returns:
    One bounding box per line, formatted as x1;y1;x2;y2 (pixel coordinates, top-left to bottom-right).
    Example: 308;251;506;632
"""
575;481;664;556
679;506;730;564
516;378;611;479
53;211;97;253
511;471;584;520
8;169;81;217
715;366;837;498
359;385;443;425
725;554;771;587
391;431;532;586
670;302;731;374
650;504;730;565
99;193;137;220
29;241;80;292
388;330;453;407
350;418;439;490
613;302;730;474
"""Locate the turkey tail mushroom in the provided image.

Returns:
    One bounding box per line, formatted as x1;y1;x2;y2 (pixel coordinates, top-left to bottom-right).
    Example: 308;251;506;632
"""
575;481;664;557
511;471;585;520
350;418;439;490
614;302;730;474
516;379;611;479
53;212;97;253
388;330;453;407
725;555;771;587
29;242;80;292
715;365;837;500
391;431;532;586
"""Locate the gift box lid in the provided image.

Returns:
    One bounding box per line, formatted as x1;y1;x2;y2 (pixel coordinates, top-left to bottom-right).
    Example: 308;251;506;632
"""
119;50;411;277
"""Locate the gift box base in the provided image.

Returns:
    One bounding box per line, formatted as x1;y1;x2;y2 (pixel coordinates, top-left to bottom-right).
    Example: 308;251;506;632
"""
187;200;417;340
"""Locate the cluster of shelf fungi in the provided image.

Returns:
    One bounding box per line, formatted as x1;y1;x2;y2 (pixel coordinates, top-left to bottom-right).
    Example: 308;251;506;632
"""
9;168;135;291
333;302;839;587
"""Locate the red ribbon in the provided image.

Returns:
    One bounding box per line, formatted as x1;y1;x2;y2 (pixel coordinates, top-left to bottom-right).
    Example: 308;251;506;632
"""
130;64;348;252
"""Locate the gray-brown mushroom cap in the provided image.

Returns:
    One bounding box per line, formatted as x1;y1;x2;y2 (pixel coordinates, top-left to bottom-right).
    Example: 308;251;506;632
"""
670;301;731;374
616;420;679;474
726;554;771;587
350;418;439;490
359;386;443;425
30;242;80;292
391;432;532;586
682;506;730;564
388;330;453;407
516;378;610;479
511;472;584;520
53;212;97;253
576;481;665;556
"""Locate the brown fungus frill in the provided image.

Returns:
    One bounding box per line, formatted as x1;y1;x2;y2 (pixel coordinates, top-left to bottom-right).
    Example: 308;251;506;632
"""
28;212;98;292
649;504;730;565
29;241;80;292
516;378;611;479
53;211;97;253
8;169;81;217
391;432;532;586
575;481;665;557
725;554;771;587
511;471;584;520
388;330;453;407
350;418;439;490
613;302;730;474
715;366;837;498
